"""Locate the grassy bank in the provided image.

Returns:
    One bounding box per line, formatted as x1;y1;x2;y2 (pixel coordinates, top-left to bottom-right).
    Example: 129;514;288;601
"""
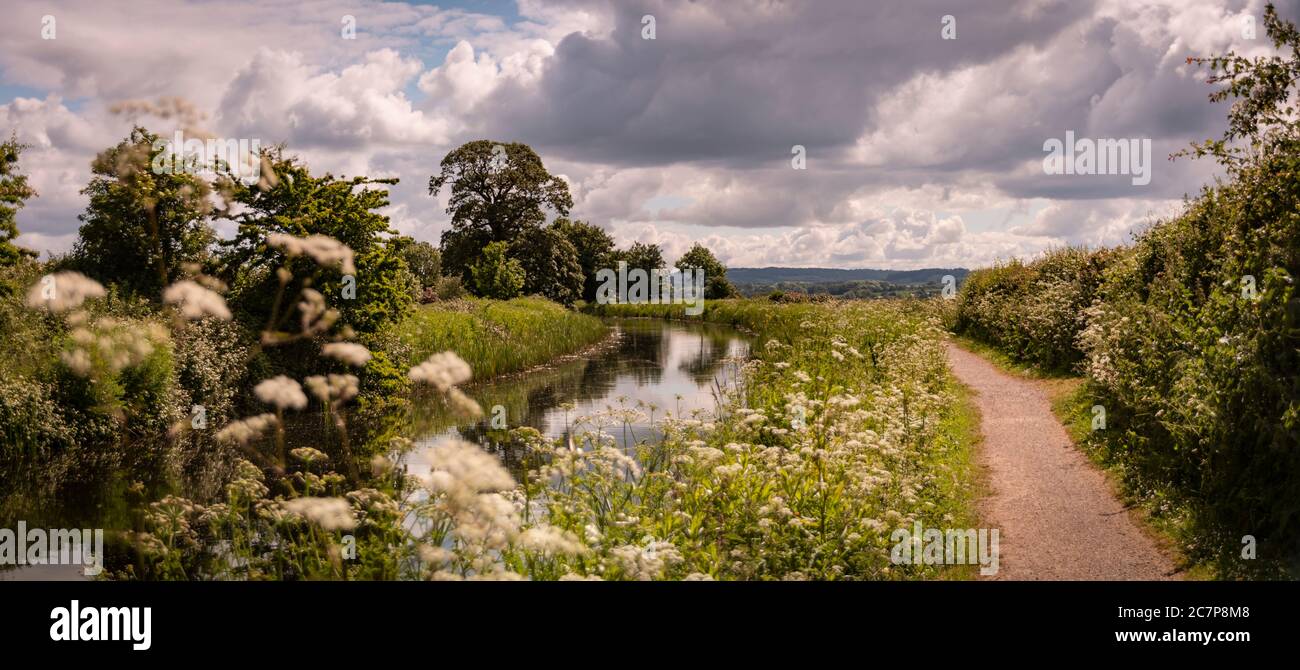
581;298;985;578
134;297;985;580
389;297;608;379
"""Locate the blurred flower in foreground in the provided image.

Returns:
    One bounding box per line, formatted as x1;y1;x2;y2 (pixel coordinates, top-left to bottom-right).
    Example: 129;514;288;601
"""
25;272;106;313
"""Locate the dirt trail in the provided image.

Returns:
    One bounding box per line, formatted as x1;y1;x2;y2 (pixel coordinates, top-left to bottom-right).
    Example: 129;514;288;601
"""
945;342;1178;581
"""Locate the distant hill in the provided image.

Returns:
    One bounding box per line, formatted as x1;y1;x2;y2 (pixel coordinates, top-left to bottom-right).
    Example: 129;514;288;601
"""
727;267;968;285
725;266;968;299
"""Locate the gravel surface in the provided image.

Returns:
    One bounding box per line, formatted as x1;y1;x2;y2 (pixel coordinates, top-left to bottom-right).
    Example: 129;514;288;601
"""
946;343;1179;581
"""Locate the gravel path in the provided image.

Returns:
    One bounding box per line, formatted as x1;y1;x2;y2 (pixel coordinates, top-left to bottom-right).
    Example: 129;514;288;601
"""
946;342;1178;581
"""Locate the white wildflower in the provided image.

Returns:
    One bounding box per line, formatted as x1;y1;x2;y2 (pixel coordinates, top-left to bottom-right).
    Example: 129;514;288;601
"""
425;438;515;494
214;413;277;446
25;272;105;313
518;525;587;556
321;342;371;367
559;572;603;581
290;447;329;464
267;233;356;275
162;280;231;320
446;387;483;418
282;497;357;531
408;351;473;391
304;374;359;404
254;375;308;411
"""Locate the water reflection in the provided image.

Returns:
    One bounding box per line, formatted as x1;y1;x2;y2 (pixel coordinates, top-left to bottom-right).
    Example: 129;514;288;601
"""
0;319;750;557
402;319;751;478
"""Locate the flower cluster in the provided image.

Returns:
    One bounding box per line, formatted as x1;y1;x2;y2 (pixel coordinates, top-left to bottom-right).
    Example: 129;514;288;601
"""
267;233;356;275
25;272;106;313
254;375;308;411
162;280;232;321
409;351;481;418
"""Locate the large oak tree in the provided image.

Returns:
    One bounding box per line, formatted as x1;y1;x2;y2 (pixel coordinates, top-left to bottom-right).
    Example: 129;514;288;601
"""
428;140;573;283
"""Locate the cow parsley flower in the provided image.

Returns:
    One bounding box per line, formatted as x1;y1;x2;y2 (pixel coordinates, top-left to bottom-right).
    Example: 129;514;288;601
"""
408;351;473;391
282;496;357;531
25;272;106;313
267;233;356;274
215;413;278;446
321;342;371;367
254;375;308;410
162;280;232;320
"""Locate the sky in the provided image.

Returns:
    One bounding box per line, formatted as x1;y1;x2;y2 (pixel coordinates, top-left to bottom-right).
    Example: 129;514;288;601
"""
0;0;1292;269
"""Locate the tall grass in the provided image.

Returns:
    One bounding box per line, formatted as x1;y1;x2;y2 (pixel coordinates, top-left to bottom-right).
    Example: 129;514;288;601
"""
130;297;985;580
390;297;608;378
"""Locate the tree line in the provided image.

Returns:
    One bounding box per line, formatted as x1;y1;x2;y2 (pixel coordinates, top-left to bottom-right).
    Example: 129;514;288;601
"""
1;134;737;330
429;139;736;304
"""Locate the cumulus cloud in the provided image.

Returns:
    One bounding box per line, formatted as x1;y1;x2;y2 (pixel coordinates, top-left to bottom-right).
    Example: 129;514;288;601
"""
0;0;1293;268
220;48;449;150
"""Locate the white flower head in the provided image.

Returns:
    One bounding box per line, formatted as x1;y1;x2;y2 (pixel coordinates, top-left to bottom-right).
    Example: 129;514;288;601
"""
214;413;278;446
163;280;232;320
267;233;356;275
304;374;359;404
321;342;371;367
408;351;473;391
254;375;308;411
26;272;106;313
425;438;515;494
282;497;357;531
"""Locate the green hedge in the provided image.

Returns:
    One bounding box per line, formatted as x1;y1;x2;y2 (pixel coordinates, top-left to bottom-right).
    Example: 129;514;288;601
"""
954;247;1114;372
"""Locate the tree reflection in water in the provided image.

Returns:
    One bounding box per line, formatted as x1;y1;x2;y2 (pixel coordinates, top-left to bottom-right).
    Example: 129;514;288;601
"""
400;319;751;480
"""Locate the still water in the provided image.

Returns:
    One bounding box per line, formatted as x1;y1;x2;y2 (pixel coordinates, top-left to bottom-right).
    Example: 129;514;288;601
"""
0;318;750;579
400;318;751;478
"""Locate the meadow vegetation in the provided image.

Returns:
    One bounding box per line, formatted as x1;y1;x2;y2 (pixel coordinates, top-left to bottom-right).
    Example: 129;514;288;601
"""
117;297;980;580
954;7;1300;576
385;297;608;379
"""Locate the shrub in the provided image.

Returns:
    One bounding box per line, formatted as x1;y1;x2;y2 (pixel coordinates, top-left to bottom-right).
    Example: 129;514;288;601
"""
1077;153;1300;571
957;7;1300;573
422;275;467;303
955;247;1114;372
470;241;525;299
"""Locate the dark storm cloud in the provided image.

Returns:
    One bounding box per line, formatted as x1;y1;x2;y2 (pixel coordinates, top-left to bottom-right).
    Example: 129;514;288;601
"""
477;0;1095;167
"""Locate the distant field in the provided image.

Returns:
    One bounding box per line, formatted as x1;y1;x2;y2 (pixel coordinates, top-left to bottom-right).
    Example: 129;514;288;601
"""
728;266;968;298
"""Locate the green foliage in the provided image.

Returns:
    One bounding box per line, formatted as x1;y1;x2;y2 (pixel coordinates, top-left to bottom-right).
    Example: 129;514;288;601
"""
611;241;665;273
0;262;201;524
552;218;615;302
427;275;467;302
358;349;408;399
216;148;413;337
578;299;979;579
470;241;525;300
429;140;572;281
955;247;1114;372
508;225;583;305
956;6;1300;574
675;243;738;299
0;136;37;268
134;298;978;580
745;280;937;299
397;239;441;290
389;296;608;378
1083;8;1300;572
68;127;215;297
